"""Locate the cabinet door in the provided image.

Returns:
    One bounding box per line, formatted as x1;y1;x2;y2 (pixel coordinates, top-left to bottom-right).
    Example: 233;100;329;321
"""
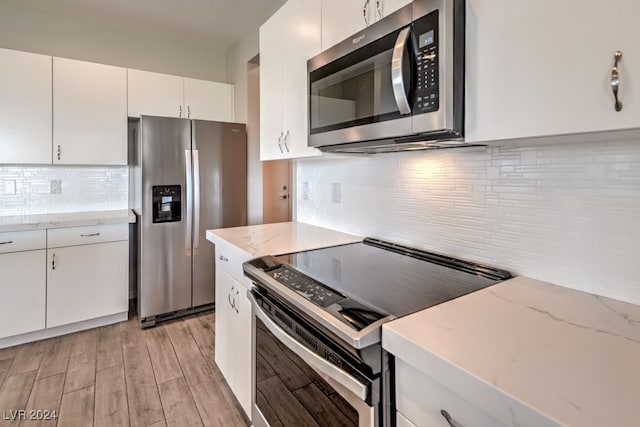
379;0;412;20
47;241;129;328
260;5;287;161
0;250;46;338
321;0;369;50
184;78;234;122
0;48;52;164
214;266;236;387
396;360;508;427
466;0;640;143
282;0;322;159
396;412;417;427
128;69;184;118
53;57;127;165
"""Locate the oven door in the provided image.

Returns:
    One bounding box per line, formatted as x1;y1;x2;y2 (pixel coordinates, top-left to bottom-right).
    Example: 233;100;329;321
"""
308;8;414;148
250;289;377;427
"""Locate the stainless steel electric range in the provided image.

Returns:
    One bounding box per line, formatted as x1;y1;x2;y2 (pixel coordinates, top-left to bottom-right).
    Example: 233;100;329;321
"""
243;238;512;427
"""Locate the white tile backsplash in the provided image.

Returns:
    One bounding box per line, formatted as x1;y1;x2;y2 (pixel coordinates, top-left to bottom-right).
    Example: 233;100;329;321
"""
0;166;128;215
296;139;640;305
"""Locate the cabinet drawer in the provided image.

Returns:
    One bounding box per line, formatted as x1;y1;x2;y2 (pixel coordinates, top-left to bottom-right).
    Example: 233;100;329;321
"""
213;238;252;286
47;223;128;248
0;230;46;254
396;359;506;427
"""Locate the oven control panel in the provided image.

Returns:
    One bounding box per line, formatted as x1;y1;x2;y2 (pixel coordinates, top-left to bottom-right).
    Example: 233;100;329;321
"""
268;266;345;308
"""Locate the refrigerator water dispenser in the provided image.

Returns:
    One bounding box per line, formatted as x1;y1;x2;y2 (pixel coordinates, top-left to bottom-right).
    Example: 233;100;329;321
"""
152;185;181;223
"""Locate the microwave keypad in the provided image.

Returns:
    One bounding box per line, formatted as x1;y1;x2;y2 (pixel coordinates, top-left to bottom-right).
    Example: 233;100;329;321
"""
414;11;439;114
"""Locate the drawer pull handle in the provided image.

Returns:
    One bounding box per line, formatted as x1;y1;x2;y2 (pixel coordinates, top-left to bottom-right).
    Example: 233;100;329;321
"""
0;241;13;245
363;0;370;26
234;289;239;314
440;410;459;427
611;50;623;112
80;233;101;237
219;255;229;262
52;253;57;270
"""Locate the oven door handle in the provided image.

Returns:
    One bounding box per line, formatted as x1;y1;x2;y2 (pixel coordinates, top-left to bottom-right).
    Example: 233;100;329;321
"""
391;26;411;115
250;292;369;401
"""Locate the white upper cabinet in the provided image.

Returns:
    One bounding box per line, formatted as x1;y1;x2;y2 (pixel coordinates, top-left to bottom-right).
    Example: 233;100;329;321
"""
260;5;287;161
321;0;411;50
0;48;52;164
128;69;184;119
466;0;640;143
184;78;234;122
379;0;413;17
128;70;234;122
53;57;127;165
260;0;321;160
321;0;368;50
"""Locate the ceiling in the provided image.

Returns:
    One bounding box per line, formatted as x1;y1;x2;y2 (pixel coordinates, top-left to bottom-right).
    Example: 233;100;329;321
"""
8;0;286;52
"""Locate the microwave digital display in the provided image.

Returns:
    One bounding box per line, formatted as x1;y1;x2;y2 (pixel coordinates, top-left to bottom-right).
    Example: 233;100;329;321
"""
419;30;435;48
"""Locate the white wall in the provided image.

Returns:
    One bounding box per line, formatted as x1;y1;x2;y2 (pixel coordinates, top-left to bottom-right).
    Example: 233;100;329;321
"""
0;166;128;215
296;139;640;305
0;1;227;81
225;0;285;224
226;32;263;224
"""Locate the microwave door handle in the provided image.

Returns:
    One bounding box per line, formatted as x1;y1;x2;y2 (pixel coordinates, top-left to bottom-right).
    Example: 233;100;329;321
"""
391;26;411;115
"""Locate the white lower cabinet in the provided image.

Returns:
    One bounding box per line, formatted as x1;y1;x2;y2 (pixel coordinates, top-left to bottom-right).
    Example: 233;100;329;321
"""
395;359;506;427
47;240;129;328
0;229;47;338
214;266;252;418
46;224;129;328
0;223;130;349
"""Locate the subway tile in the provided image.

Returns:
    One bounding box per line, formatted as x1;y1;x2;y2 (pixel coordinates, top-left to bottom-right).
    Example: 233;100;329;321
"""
296;138;640;306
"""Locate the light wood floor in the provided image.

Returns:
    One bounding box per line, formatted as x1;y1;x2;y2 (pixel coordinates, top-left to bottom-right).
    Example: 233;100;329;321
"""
0;309;249;427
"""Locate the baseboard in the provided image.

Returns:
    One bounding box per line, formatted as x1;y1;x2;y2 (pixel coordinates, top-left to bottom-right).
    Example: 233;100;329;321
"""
0;311;129;349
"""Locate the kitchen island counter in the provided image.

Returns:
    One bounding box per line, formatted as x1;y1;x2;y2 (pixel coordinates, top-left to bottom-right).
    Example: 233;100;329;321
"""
0;209;135;232
205;221;361;257
383;276;640;427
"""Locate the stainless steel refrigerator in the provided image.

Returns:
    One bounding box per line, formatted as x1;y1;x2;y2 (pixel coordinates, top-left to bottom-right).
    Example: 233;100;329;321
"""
129;116;247;327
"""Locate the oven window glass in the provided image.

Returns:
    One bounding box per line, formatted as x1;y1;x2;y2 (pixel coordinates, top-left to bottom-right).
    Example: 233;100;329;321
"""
255;318;359;426
309;28;412;135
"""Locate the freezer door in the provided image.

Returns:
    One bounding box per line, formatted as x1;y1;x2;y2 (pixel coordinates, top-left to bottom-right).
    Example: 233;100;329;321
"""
139;116;193;320
192;120;247;306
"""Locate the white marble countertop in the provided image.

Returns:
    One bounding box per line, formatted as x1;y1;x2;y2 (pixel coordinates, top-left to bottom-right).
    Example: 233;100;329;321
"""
383;276;640;427
205;221;361;256
0;209;136;232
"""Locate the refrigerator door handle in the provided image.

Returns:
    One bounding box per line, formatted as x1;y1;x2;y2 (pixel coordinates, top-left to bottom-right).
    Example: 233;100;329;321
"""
193;149;201;249
185;149;193;251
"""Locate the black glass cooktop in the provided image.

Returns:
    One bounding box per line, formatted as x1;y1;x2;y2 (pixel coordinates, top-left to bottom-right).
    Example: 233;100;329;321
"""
273;238;511;318
245;238;512;332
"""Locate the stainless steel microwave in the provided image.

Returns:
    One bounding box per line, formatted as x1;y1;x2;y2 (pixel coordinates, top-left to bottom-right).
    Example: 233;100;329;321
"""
307;0;465;153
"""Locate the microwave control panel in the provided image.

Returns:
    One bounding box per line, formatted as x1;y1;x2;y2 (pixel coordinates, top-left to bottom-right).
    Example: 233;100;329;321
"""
413;10;439;114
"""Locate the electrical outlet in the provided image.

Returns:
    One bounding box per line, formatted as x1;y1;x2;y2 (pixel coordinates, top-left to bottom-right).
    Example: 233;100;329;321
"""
331;182;341;203
2;180;16;195
302;182;310;200
50;180;62;194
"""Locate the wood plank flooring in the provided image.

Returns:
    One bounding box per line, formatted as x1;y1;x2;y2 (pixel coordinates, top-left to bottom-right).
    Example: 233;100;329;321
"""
0;310;248;427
